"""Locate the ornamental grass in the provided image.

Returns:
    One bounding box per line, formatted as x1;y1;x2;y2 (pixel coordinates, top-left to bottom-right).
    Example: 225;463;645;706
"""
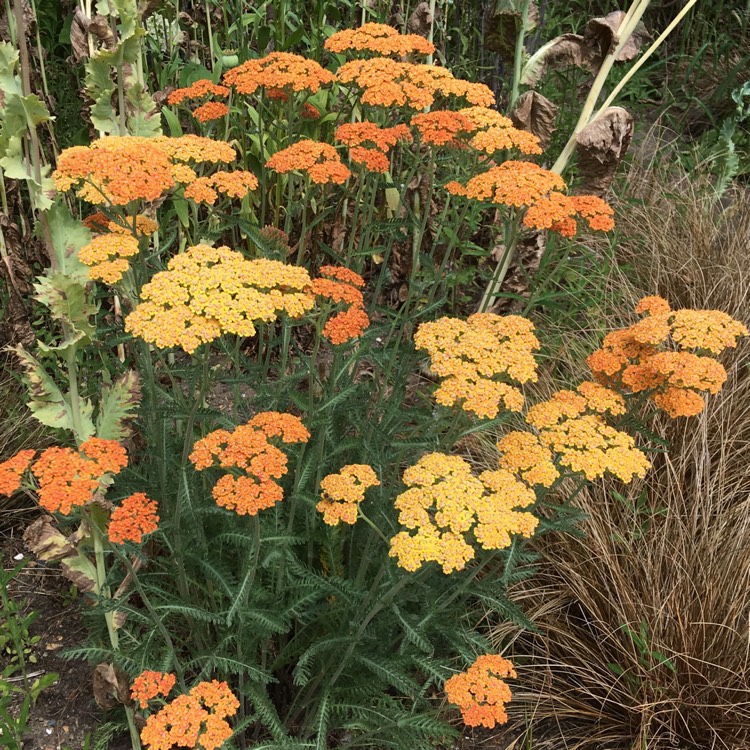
2;19;746;750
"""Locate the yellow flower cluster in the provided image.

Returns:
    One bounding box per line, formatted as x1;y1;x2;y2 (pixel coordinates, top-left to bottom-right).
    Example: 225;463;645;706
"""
316;464;379;526
125;244;314;353
389;453;538;574
79;233;139;284
184;170;259;205
587;297;748;417
414;313;540;419
525;385;649;482
496;431;559;488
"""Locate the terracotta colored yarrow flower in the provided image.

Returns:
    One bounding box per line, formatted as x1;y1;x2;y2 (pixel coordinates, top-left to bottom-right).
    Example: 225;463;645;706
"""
125;244;314;353
192;101;230;123
389;453;538;574
445;654;516;729
223;52;334;96
414;313;539;419
317;464;379;526
300;102;321;120
107;215;160;237
325;23;435;57
108;493;159;544
0;449;36;496
336;58;494;110
140;680;239;750
29;440;127;515
131;671;177;709
587;297;747;417
184;170;259;204
190;413;309;516
469;125;542;155
266;140;351;184
457;106;514;132
411;111;470;146
311;266;370;344
167;79;229;105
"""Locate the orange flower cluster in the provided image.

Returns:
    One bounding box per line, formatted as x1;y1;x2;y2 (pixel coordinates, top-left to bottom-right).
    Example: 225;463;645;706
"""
140;680;239;750
0;449;36;495
457;106;514;132
192;101;230;123
470;126;542;156
389;453;538;574
523;193;614;237
525;387;648;482
223;52;334;96
336;58;494;110
125;244;314;353
496;431;559;488
266;140;351;184
184;170;259;205
189;413;310;516
300;102;321;120
414;313;539;419
29;439;128;515
335;122;411;173
131;671;177;709
167;79;229;105
108;493;159;544
108;215;160;237
445;654;516;728
587;297;747;417
54;136;235;206
411;111;470;146
316;464;379;525
325;23;435;57
79;233;139;284
310;266;370;344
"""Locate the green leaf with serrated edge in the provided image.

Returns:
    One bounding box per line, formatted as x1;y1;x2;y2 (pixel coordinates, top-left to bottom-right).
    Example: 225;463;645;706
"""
34;273;97;339
14;347;95;439
45;203;91;279
96;370;141;440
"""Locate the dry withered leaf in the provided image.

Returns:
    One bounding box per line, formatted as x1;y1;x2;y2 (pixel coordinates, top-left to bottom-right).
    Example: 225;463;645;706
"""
484;0;539;61
511;90;558;149
522;9;650;87
407;2;432;36
71;8;115;61
575;106;633;196
93;663;132;709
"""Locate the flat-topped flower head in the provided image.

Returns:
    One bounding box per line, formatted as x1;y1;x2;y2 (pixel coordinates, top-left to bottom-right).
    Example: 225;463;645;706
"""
190;413;309;517
131;671;176;709
670;309;748;354
470;125;542;155
0;449;36;496
317;464;379;526
389;453;537;574
223;52;334;96
411;111;470;146
414;313;539;419
266;140;351;185
140;680;239;750
496;431;559;488
337;58;494;110
125;245;314;353
79;234;139;284
167;79;229;105
108;493;159;545
457;106;514;132
325;23;435;57
445;654;516;728
335;122;410;173
311;266;370;344
192;101;230;123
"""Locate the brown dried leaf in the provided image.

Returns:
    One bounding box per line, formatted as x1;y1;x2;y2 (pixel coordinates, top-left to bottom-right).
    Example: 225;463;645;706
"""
71;8;115;61
484;1;539;60
511;90;558;149
407;2;432;36
575;106;634;196
93;663;132;709
586;11;650;62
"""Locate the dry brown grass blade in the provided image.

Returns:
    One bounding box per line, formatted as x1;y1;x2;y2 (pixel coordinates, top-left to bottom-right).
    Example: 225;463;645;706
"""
491;153;750;750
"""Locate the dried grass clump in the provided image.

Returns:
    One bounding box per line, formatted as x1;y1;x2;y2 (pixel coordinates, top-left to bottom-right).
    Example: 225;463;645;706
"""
492;160;750;749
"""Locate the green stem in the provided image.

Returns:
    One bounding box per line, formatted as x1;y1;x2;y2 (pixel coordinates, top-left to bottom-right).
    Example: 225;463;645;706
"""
510;0;531;108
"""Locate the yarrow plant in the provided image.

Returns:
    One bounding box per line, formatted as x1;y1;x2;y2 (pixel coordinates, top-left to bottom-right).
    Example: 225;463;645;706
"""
3;20;747;750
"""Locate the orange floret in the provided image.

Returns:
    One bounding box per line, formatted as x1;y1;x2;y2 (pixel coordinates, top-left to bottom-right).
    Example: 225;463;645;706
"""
316;464;379;526
325;23;435;57
192;101;230;123
0;449;36;496
411;111;470;146
266;140;351;185
167;79;229;105
131;671;177;709
445;654;516;729
223;52;334;96
108;492;159;544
